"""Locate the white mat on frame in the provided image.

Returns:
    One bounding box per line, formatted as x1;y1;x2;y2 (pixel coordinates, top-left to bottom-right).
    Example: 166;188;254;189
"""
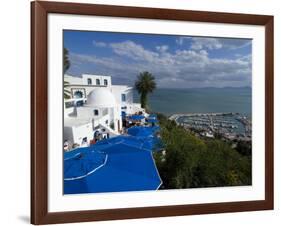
48;13;265;212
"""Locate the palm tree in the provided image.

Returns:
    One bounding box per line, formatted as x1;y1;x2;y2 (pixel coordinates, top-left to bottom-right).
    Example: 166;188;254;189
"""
134;71;156;110
64;81;71;99
63;47;71;99
64;47;70;73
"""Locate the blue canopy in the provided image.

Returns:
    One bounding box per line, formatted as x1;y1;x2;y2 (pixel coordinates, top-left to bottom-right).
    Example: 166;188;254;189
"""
142;136;163;151
127;126;160;137
64;147;106;179
128;115;145;121
64;143;162;194
127;126;154;137
95;134;163;152
152;125;160;132
95;135;143;148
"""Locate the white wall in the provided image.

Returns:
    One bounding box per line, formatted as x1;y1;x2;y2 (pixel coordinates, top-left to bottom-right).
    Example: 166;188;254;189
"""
1;0;280;225
111;85;135;115
63;126;74;144
72;122;93;145
111;85;131;104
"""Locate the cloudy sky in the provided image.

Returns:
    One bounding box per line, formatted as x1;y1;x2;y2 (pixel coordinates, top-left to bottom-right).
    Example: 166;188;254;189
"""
64;30;252;88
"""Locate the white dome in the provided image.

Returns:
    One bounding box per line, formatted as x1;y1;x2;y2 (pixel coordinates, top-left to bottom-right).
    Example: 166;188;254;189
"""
86;88;117;108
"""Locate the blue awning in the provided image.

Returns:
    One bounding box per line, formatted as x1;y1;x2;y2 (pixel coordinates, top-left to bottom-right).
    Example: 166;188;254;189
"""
64;143;162;194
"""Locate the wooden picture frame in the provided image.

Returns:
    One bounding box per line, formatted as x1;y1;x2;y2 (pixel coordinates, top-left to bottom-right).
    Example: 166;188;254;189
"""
31;1;274;224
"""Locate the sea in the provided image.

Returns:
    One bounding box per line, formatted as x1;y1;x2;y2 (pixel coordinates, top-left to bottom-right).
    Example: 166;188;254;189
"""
133;87;252;117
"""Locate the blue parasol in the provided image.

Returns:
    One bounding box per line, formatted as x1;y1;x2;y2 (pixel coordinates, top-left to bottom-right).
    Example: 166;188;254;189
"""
64;143;162;194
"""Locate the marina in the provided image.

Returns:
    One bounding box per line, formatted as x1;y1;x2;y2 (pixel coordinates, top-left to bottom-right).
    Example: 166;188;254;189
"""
170;112;251;141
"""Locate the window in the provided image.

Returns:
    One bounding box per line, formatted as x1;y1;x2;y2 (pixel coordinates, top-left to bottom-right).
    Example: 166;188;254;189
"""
104;79;108;86
74;90;83;98
87;78;92;85
96;79;100;85
94;109;99;116
121;94;126;102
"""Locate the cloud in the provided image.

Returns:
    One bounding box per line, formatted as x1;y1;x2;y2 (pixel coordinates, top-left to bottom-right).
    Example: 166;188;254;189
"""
110;40;159;62
93;41;107;47
69;40;251;88
220;39;251;50
191;37;223;50
156;45;169;52
176;37;191;45
176;37;251;50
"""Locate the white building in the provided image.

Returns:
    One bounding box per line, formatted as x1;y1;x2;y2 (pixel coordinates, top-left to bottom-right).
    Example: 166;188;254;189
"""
64;118;93;148
64;74;143;150
64;74;112;99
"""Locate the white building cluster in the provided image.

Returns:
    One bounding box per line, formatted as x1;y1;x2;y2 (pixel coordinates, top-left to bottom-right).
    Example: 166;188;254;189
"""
64;74;144;150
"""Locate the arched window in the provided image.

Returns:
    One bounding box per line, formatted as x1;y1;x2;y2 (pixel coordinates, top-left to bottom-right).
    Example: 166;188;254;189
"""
96;79;100;85
87;78;92;85
93;109;99;116
104;79;108;86
74;90;83;98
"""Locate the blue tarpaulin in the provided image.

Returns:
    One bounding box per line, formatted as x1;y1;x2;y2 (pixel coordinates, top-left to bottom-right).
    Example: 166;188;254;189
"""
64;143;162;194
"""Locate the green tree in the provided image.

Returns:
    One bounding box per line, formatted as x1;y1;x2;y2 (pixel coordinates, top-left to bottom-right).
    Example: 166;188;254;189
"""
236;140;252;156
63;47;71;99
64;81;71;99
134;71;156;110
64;47;70;73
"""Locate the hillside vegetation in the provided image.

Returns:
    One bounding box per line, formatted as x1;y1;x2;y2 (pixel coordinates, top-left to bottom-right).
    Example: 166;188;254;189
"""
154;113;252;189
